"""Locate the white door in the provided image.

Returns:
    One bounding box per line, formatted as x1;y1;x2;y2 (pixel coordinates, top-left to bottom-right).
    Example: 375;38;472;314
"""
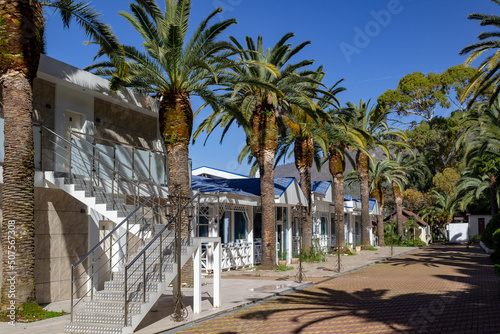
64;111;83;173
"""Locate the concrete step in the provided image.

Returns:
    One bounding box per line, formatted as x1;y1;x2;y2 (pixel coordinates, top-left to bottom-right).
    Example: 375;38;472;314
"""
74;311;132;326
95;290;151;303
65;322;126;334
84;301;141;314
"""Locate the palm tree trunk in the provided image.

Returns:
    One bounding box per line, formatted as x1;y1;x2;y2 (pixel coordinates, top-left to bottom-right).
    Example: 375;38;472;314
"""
1;0;43;310
294;137;313;250
393;182;404;236
370;186;385;247
329;148;346;251
160;93;193;197
250;103;278;268
1;72;36;309
160;93;193;285
356;151;371;249
259;149;277;268
489;175;499;216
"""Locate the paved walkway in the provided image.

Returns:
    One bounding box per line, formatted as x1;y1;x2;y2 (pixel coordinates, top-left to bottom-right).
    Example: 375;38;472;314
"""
175;244;500;333
0;246;416;333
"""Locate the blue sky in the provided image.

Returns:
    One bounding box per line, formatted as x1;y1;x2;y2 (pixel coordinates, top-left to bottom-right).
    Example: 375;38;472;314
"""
43;0;499;175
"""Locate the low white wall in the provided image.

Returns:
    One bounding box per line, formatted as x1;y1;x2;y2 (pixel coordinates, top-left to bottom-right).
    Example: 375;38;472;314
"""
447;223;469;242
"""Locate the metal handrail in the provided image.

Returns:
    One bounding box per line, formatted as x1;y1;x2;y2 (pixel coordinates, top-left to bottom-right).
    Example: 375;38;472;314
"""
70;131;167;191
126;190;200;269
71;130;167;155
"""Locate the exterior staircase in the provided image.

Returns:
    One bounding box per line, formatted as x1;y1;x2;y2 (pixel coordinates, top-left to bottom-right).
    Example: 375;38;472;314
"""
38;125;200;334
65;236;199;334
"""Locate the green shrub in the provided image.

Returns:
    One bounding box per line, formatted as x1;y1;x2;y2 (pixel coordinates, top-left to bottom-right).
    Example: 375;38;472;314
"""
492;228;500;255
301;239;326;262
482;213;500;249
275;265;294;271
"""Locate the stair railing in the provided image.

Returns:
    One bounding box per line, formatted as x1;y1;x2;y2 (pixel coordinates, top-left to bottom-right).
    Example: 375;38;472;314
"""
124;189;200;326
36;125;170;322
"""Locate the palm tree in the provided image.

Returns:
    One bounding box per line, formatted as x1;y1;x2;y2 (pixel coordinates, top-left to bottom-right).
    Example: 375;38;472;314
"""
323;110;369;252
0;0;118;310
274;74;345;249
343;101;407;249
455;160;500;215
195;33;324;267
87;0;236;197
420;190;458;239
390;152;428;236
460;0;500;106
457;99;500;215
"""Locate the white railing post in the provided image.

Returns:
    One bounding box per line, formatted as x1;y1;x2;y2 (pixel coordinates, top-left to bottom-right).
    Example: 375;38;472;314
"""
213;240;221;308
193;242;201;314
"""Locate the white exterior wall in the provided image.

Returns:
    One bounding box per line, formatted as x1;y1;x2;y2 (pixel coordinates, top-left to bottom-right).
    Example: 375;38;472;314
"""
468;215;493;237
447;223;469;242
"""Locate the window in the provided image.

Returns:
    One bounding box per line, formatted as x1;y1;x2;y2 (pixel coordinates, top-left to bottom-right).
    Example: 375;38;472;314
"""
198;215;209;237
219;211;231;243
253;212;262;239
234;211;247;241
321;216;327;235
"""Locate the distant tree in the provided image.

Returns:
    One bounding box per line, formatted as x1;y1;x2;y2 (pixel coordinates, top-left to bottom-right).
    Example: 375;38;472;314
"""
377;65;476;123
403;189;429;213
432;168;461;195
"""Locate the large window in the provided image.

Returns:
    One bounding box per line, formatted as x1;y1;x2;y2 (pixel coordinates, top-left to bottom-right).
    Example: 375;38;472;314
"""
321;216;327;235
253;212;262;239
198;215;209;237
219;211;231;244
234;211;248;241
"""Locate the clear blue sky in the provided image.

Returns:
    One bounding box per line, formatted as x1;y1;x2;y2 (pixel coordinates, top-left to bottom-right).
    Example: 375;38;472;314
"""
43;0;498;175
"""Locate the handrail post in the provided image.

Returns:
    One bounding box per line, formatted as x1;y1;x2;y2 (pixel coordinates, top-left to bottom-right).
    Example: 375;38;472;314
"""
112;145;116;210
90;252;94;301
109;233;113;280
124;266;128;326
159;233;163;283
143;252;146;303
70;265;74;322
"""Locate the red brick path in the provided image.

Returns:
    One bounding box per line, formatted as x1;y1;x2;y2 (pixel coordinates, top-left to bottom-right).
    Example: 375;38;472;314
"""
178;244;500;333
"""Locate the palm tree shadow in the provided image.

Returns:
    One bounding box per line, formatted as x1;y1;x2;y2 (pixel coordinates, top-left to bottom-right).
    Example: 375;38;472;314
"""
234;245;500;333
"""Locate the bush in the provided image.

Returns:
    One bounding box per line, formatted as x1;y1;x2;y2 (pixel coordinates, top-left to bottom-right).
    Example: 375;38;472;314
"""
301;239;326;262
493;228;500;255
481;213;500;249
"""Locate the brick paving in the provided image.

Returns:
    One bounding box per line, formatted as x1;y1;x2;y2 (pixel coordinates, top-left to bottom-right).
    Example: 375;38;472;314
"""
177;244;500;333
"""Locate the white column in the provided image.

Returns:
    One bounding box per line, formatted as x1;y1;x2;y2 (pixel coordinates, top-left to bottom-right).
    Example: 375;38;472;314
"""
193;243;202;314
248;209;254;266
213;240;221;308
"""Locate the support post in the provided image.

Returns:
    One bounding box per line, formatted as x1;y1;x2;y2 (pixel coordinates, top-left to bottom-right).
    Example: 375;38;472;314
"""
193;242;202;314
213;240;221;308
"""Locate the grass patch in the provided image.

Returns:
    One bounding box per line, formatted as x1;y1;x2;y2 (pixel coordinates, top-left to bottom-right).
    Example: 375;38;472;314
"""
344;249;356;256
368;247;378;251
275;265;294;272
0;303;68;323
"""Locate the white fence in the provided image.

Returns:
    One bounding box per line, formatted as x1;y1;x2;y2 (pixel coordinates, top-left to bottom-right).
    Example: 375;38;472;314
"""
201;239;262;272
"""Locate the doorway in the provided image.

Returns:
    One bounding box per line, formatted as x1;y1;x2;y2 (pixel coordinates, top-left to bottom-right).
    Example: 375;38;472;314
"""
478;218;486;235
64;111;84;173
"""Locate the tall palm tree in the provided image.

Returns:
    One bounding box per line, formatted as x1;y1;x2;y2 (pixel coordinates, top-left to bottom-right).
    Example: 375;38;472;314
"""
195;33;324;267
458;99;500;215
88;0;236;198
460;0;500;106
323;110;369;252
273;74;345;249
390;152;428;236
0;0;118;310
344;100;407;249
368;158;408;246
